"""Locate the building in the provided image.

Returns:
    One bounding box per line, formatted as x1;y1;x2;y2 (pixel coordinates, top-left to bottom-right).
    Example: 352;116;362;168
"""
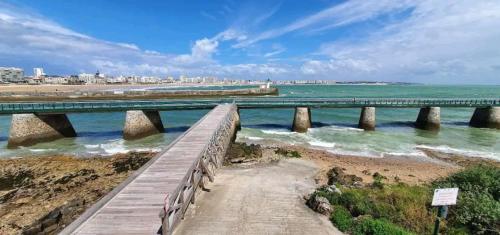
78;73;97;84
33;68;44;79
44;75;68;84
0;67;25;83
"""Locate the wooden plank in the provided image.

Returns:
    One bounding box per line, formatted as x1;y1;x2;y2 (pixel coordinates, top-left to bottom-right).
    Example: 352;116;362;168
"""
61;104;234;235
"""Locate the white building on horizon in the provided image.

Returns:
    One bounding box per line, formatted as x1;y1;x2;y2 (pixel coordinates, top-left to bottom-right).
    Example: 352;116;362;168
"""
33;68;44;79
0;67;24;83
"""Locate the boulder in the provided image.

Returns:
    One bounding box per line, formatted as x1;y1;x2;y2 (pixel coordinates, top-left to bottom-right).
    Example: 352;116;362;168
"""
326;184;342;195
307;195;332;216
327;167;363;186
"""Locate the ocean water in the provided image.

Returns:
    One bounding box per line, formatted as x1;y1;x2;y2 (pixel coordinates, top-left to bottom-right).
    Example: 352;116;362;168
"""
0;85;499;160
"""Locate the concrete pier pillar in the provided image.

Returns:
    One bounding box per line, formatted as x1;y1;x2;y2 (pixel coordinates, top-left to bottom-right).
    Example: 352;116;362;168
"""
8;113;76;148
358;107;376;131
123;110;164;140
415;107;440;131
235;108;241;131
469;107;500;129
292;107;311;133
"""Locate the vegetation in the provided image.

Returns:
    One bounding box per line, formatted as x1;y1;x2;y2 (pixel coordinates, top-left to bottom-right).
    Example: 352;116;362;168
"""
274;148;301;158
313;165;500;234
330;206;353;232
433;165;500;234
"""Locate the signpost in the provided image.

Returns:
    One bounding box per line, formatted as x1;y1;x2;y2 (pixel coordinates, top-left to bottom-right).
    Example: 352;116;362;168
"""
432;188;459;235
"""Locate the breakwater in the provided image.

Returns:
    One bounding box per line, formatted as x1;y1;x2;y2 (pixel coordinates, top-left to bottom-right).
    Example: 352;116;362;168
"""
0;87;278;102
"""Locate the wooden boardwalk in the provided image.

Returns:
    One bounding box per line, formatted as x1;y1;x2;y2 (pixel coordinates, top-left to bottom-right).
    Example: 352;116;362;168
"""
61;104;236;235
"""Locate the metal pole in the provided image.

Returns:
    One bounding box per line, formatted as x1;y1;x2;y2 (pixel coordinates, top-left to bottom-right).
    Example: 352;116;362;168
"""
433;206;448;235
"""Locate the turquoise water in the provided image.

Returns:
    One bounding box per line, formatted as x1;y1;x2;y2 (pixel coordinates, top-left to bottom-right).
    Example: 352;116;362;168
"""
0;85;499;160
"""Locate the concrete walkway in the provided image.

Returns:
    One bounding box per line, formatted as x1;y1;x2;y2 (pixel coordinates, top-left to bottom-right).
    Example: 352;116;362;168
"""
174;158;343;235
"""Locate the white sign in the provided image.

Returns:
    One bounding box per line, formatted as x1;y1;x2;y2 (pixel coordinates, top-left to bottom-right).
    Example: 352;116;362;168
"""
432;188;459;206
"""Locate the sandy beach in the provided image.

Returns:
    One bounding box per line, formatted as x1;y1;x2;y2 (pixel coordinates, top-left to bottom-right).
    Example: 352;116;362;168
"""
0;84;250;93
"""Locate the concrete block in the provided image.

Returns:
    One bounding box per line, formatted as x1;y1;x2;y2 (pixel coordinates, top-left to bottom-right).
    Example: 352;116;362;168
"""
123;110;164;140
292;107;311;133
470;107;500;129
358;107;376;131
8;113;76;148
415;107;440;131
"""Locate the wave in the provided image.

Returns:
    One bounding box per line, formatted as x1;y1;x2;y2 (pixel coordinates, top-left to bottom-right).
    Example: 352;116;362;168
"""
84;144;99;149
416;145;498;160
261;129;295;135
308;140;336;148
28;148;56;153
246;136;264;140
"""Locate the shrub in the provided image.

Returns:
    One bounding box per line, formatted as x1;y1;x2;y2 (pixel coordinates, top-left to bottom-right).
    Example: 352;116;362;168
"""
330;206;353;232
313;186;342;205
433;165;500;234
353;218;414;235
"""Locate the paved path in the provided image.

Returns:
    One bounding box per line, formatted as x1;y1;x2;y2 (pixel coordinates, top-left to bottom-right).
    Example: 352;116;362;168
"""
174;158;343;235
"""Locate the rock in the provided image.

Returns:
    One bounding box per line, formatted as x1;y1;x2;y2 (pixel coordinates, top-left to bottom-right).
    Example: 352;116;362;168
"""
41;218;58;228
0;168;34;190
0;188;18;203
21;224;41;235
112;152;151;173
362;170;371;175
307;195;332;216
54;169;95;184
225;143;263;164
353;181;364;188
230;157;245;164
43;223;59;233
327;167;363;186
326;185;342;195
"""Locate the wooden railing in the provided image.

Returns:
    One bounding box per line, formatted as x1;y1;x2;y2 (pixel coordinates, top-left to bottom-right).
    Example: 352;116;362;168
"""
159;104;238;234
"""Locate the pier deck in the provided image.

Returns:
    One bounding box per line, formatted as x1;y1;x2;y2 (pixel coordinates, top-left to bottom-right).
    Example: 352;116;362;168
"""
60;104;235;235
0;98;499;114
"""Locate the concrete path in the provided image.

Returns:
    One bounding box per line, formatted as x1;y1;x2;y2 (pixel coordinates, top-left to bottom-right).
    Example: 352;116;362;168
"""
174;158;343;235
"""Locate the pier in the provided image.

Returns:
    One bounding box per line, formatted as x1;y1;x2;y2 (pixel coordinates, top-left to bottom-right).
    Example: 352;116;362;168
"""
0;98;499;147
60;104;239;235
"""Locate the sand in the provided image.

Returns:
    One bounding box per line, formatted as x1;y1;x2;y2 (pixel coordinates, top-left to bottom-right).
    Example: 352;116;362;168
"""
0;84;244;93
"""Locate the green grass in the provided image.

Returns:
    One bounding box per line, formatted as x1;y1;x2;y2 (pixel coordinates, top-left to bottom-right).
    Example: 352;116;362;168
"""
315;165;500;234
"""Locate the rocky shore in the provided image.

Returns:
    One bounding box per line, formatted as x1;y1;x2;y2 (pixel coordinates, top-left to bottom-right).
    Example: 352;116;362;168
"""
0;151;156;235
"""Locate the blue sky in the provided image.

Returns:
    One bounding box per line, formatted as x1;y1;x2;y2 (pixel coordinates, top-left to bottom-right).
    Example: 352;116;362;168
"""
1;0;500;84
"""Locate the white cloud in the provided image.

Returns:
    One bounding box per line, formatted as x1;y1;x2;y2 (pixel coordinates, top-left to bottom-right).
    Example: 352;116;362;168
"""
301;59;379;75
264;44;286;58
1;1;499;83
0;2;290;79
234;0;415;48
309;0;500;83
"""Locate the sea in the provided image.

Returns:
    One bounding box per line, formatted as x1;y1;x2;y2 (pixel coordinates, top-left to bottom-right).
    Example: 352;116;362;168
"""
0;85;499;160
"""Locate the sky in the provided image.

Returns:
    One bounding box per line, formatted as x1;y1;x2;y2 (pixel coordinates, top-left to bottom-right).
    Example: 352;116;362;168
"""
0;0;500;84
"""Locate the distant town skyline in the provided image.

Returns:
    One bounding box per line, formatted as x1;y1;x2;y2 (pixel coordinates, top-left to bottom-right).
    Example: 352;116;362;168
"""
1;1;500;84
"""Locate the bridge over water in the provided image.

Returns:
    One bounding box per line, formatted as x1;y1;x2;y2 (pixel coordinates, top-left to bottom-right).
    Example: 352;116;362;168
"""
0;98;499;147
1;98;499;114
0;98;497;234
